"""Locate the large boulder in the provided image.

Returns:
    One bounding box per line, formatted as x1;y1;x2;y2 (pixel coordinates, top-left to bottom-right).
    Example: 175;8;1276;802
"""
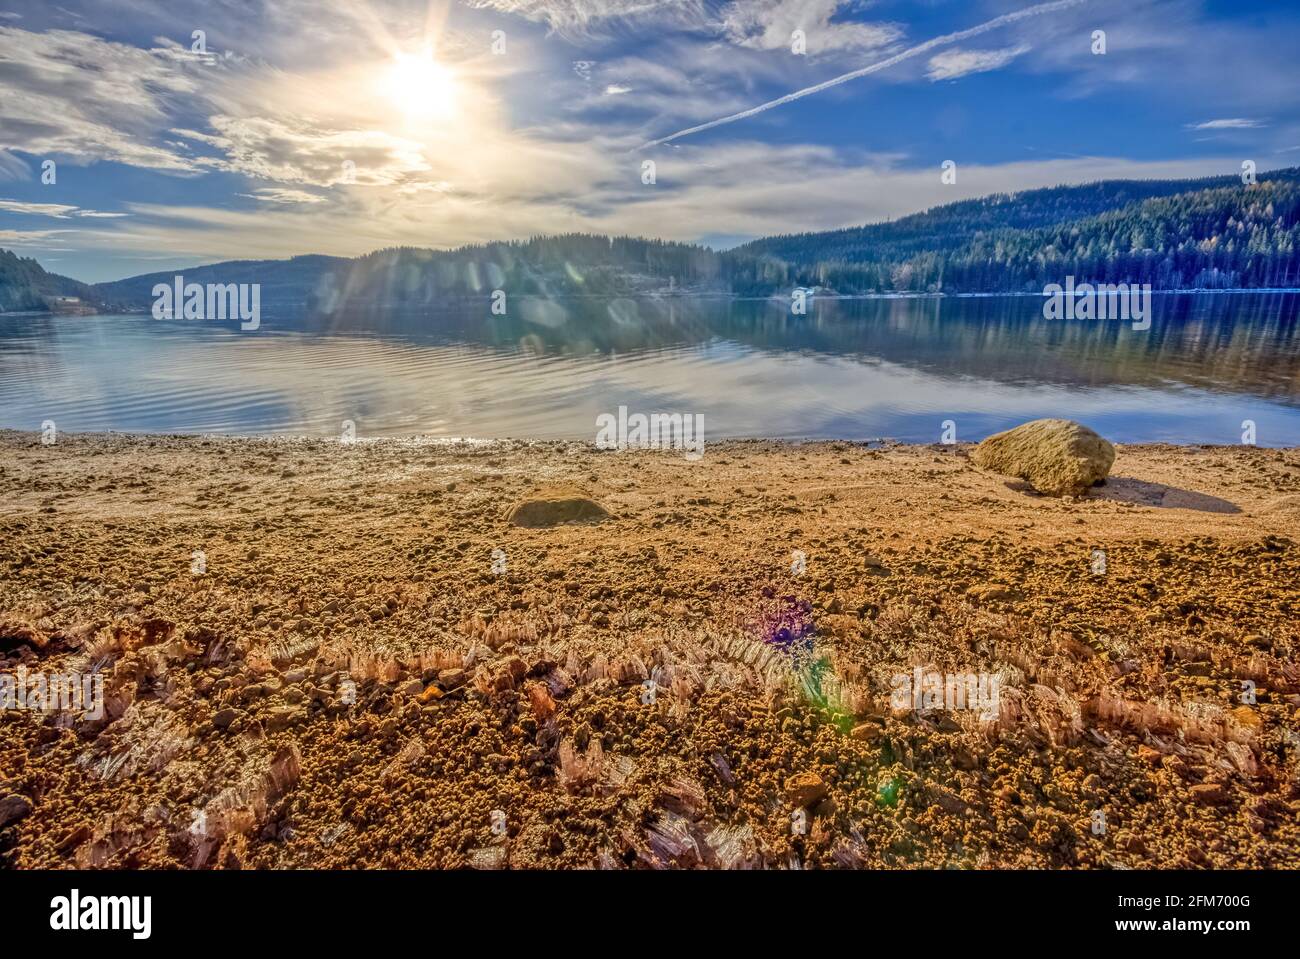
972;419;1115;496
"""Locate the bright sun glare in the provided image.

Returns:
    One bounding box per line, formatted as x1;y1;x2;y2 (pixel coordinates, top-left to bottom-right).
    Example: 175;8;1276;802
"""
379;48;457;120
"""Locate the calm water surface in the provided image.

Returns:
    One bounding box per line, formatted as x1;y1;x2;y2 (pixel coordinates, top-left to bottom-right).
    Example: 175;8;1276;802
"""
2;293;1298;445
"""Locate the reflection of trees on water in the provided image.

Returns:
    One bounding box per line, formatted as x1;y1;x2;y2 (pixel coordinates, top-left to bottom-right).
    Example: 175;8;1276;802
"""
301;293;1300;405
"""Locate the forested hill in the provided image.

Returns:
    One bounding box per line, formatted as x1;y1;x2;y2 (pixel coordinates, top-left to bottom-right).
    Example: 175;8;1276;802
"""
734;172;1278;266
784;170;1300;294
0;249;99;312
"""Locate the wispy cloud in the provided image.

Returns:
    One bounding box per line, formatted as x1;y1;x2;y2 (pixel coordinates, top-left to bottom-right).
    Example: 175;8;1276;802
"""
237;187;329;205
464;0;704;35
177;116;434;188
0;228;76;245
1187;118;1266;130
927;44;1030;81
0;198;126;218
720;0;901;54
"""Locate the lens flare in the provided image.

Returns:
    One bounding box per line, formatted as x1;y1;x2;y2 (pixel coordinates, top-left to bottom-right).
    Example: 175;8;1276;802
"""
379;48;456;119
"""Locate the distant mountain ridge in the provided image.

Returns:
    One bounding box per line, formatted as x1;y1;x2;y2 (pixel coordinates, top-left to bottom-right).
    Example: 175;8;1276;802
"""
4;166;1299;315
92;254;349;311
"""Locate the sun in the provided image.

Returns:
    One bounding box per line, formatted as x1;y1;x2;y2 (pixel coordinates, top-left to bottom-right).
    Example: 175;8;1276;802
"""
378;48;457;120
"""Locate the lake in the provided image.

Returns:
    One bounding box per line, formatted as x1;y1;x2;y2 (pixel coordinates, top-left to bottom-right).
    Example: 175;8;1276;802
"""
2;292;1299;445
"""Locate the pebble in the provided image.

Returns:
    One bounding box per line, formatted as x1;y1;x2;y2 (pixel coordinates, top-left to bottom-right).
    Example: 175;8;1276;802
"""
784;771;829;808
438;668;467;690
1190;783;1228;805
0;794;33;829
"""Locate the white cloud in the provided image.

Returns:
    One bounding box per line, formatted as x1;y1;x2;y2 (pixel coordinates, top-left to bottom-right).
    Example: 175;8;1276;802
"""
464;0;704;34
0;228;75;245
178;116;434;188
237;188;329;204
721;0;900;54
926;44;1030;81
0;28;204;172
1187;118;1266;130
0;199;78;217
0;198;126;218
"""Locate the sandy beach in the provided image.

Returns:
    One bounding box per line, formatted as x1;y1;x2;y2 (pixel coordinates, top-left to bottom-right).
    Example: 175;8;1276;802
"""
1;430;1298;869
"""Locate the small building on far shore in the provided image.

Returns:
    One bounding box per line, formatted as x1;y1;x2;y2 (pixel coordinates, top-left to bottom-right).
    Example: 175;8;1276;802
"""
44;295;97;316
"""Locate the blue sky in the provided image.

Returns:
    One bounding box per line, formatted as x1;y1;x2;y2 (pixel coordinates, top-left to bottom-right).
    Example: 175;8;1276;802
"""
1;0;1298;282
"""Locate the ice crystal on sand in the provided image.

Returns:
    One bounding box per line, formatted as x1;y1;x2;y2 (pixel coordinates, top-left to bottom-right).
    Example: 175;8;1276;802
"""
831;828;871;868
594;848;622;870
78;701;193;780
381;737;427;784
704;824;759;869
643;812;700;868
186;745;301;867
558;737;604;791
660;776;708;820
709;752;735;786
74;804;170;868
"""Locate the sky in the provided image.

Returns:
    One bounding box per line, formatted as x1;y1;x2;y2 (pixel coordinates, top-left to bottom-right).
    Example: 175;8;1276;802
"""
0;0;1298;282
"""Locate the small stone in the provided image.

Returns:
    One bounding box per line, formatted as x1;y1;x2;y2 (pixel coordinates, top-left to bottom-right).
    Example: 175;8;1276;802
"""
418;685;444;704
0;794;33;829
438;668;467;690
55;823;91;852
929;787;968;814
784;771;829;808
212;708;241;729
1137;745;1162;765
1122;834;1147;855
849;723;880;742
266;706;306;732
1190;782;1228;806
1230;706;1262;730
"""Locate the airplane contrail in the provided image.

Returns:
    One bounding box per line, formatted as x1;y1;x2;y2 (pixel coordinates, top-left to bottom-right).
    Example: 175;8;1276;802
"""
636;0;1088;150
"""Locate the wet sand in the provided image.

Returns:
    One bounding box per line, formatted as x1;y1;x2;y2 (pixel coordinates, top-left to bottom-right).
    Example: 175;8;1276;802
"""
1;430;1298;869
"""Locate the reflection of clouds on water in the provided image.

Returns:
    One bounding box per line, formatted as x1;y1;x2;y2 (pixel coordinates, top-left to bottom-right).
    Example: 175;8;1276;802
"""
1;294;1299;445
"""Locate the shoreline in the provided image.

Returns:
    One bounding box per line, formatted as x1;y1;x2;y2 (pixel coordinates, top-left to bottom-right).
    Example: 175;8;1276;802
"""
6;285;1300;320
3;430;1298;454
2;431;1297;868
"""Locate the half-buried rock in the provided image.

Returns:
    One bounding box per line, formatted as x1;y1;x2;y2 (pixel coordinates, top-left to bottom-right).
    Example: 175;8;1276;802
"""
972;418;1115;497
507;486;612;528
